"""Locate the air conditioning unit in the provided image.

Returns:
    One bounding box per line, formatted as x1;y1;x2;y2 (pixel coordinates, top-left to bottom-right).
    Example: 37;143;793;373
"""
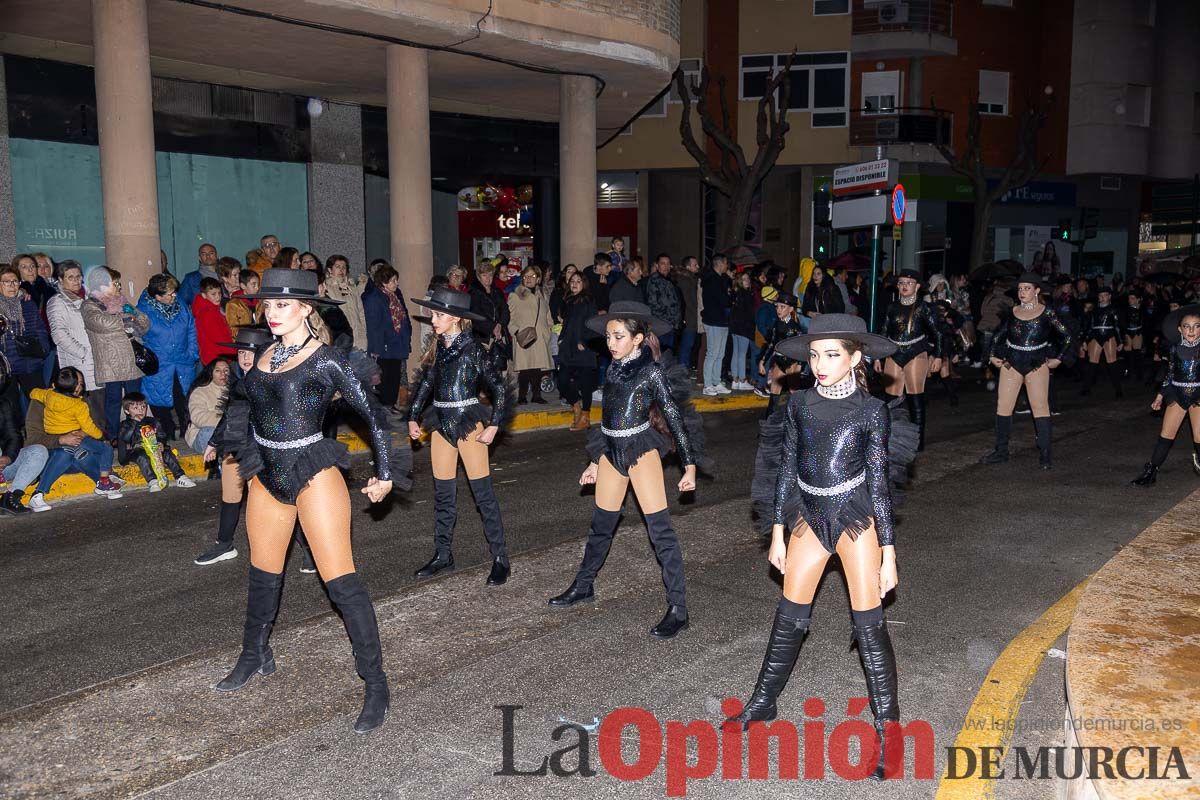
877;2;910;25
875;118;900;140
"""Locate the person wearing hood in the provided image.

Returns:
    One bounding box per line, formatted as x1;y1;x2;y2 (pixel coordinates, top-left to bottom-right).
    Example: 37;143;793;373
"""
177;243;220;310
137;273;200;441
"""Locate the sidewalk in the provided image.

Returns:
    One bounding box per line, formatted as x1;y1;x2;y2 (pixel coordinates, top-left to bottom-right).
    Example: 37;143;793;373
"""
24;390;767;503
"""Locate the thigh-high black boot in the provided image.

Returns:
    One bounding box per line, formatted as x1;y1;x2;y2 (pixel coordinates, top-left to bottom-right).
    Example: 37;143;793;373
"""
1080;360;1096;396
469;476;510;585
327;573;389;734
1034;417;1053;470
980;415;1012;464
645;509;689;638
216;566;284;691
726;599;810;729
1105;358;1123;398
415;478;457;576
1131;436;1174;487
853;608;900;781
906;393;927;451
550;507;621;606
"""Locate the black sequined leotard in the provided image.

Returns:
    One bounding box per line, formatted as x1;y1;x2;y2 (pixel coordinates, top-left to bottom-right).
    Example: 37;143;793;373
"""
989;307;1074;375
751;388;917;553
1083;304;1121;344
584;347;697;476
1161;340;1200;409
407;331;510;444
232;344;392;503
883;300;944;367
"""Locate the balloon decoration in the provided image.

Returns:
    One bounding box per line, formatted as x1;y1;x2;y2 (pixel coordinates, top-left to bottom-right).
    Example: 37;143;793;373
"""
457;183;535;214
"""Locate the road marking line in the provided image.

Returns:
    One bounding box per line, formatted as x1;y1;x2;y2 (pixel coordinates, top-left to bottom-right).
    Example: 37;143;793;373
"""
934;577;1091;799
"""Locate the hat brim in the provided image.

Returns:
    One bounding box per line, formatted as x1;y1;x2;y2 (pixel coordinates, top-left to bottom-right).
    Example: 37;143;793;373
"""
1162;304;1200;344
218;341;271;350
585;311;672;338
776;330;897;361
252;291;343;306
410;297;487;323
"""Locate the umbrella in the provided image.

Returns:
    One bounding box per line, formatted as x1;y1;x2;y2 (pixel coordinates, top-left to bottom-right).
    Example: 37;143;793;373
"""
968;261;1022;281
826;251;873;271
722;244;770;266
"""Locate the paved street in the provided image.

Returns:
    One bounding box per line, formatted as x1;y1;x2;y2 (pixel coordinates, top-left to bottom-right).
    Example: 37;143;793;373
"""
2;375;1196;799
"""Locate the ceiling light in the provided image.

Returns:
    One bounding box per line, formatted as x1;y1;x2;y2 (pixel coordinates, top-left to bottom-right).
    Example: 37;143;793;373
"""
600;182;610;190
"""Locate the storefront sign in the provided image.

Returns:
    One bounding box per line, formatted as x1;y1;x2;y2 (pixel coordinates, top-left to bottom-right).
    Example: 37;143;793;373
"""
990;180;1077;207
499;213;523;230
832;159;898;197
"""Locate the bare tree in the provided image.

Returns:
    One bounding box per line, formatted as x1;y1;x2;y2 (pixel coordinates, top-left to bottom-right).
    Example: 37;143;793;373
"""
934;94;1052;272
674;54;796;254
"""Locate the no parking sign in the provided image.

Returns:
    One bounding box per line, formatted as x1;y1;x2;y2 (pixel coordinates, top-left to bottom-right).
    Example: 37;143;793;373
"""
891;183;906;225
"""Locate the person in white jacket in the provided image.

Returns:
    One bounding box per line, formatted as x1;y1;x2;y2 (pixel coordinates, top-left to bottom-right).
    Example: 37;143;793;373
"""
323;255;370;352
45;261;103;424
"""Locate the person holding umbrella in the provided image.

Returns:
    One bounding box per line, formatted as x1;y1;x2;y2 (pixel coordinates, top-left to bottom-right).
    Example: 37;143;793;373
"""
1130;304;1200;486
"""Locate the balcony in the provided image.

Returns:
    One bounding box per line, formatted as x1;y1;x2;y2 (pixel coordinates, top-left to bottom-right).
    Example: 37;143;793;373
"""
851;0;957;58
849;107;952;147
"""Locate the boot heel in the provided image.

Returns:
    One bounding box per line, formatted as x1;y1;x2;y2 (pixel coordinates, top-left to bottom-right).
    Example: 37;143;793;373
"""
258;658;276;676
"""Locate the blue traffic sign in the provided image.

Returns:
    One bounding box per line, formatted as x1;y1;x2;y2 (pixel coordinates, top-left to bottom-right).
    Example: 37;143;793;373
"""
891;183;906;225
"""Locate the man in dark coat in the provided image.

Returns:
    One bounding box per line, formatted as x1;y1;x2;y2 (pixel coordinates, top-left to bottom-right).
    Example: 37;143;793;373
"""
646;253;683;350
469;263;511;370
608;257;647;305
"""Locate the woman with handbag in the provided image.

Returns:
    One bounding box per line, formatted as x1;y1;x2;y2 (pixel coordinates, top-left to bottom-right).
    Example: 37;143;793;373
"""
507;265;553;404
81;266;152;441
0;265;52;416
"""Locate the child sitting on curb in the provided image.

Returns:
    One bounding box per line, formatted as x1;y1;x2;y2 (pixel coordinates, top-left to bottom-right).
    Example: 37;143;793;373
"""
117;392;196;491
29;367;124;498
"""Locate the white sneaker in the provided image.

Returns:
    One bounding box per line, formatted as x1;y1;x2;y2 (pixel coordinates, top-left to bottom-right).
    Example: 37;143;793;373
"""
738;381;754;391
148;480;164;493
175;476;196;488
27;492;51;512
714;383;733;395
702;386;719;396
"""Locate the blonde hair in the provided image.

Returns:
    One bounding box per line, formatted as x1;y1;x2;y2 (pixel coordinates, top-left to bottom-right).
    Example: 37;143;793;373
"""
419;316;472;366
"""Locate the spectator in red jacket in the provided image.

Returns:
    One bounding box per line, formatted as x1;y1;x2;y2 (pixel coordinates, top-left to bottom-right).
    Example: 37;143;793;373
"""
192;277;236;365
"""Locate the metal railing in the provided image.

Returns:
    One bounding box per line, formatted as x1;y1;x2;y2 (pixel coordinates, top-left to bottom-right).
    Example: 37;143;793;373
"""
848;107;952;147
851;0;954;37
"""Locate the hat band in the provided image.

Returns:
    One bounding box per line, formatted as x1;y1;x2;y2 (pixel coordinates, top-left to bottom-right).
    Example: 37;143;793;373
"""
261;285;318;297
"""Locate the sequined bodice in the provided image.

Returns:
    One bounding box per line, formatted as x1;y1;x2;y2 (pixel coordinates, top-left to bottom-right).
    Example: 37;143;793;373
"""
601;347;695;467
242;343;391;479
1086;305;1121;333
883;301;943;354
995;308;1073;361
407;331;509;424
1166;343;1200;387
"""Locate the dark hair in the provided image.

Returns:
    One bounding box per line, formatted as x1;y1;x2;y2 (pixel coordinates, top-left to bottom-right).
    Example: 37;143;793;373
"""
654;252;671;264
199;277;222;294
239;269;259;285
300;251;320;268
373;265;399;289
325;254;349;273
190;357;234;394
54;366;84;395
216;256;242;279
272;247;299;271
147;273;177;298
593;252;612;267
564;271;592;302
121;391;148;412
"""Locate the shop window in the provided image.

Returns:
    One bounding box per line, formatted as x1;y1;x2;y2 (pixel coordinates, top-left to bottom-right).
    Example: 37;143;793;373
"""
814;0;849;14
669;58;703;103
978;70;1009;115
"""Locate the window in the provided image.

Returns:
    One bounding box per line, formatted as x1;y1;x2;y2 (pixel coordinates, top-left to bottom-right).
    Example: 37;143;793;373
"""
739;52;849;127
1123;84;1151;127
978;70;1009;115
814;0;849;14
668;58;703;104
862;70;900;114
642;93;667;118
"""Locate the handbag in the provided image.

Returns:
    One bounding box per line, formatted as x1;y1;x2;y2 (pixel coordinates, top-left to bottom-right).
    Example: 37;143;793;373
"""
130;338;160;376
14;333;46;359
515;295;541;349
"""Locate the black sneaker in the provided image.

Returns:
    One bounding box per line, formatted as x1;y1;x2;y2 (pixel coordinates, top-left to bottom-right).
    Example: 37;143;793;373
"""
194;542;237;566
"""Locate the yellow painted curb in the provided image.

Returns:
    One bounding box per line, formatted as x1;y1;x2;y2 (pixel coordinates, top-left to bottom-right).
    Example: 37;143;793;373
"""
19;395;764;505
934;577;1092;799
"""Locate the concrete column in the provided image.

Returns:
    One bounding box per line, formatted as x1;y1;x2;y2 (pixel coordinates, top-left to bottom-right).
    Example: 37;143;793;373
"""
93;0;160;293
559;75;597;270
0;57;16;261
307;101;366;276
385;44;433;307
636;170;650;259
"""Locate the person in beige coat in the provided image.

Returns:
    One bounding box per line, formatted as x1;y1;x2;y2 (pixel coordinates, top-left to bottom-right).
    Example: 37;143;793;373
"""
185;357;231;453
507;265;554;403
80;266;151;439
324;255;370;351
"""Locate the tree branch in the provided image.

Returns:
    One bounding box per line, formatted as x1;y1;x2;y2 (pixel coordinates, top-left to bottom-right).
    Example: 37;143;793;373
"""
674;66;733;195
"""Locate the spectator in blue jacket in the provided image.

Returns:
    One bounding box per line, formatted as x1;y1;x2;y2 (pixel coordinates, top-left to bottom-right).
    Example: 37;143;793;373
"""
137;273;199;441
363;264;412;409
0;264;51;416
176;243;220;310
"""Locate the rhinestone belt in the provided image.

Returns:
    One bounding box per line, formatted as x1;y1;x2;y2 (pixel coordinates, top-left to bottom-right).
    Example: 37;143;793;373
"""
434;398;480;409
254;429;324;450
1091;325;1116;331
602;421;651;438
797;470;866;497
890;334;926;347
1170;380;1200;389
1007;340;1048;352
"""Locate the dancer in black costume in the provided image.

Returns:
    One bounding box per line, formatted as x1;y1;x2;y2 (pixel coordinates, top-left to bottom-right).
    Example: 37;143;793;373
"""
1131;305;1200;486
215;269;404;734
1080;286;1123;398
407;288;512;585
877;269;943;450
549;301;707;639
980;273;1073;470
740;314;918;780
1121;292;1148;384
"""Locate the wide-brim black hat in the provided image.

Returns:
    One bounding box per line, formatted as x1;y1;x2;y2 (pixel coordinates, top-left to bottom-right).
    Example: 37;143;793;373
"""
218;325;275;351
776;313;896;360
772;292;799;307
1162;304;1200;344
1015;271;1049;290
586;300;672;337
253;268;342;305
896;269;922;282
411;287;487;323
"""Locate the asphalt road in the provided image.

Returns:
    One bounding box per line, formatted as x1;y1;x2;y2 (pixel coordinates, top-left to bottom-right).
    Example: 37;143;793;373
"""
1;372;1195;799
